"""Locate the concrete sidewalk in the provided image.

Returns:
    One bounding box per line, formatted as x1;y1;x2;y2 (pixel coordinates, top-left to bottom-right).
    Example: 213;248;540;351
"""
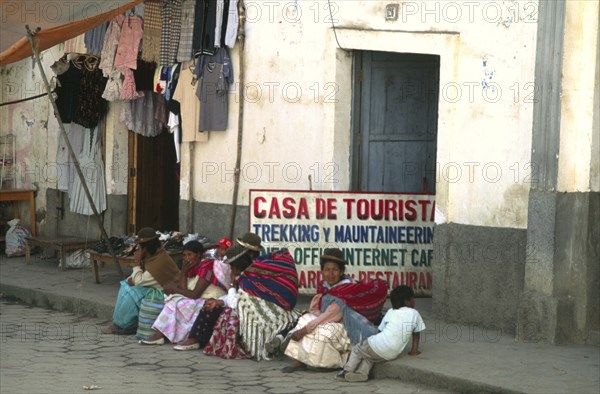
1;253;598;394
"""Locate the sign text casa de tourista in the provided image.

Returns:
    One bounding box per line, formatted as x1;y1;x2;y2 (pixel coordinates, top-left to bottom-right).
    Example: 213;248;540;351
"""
249;190;435;296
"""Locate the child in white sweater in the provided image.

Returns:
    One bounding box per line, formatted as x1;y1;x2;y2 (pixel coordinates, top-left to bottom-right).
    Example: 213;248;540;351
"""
336;285;426;382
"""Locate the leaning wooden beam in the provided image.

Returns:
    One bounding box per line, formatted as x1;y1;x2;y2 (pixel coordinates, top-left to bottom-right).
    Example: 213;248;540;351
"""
25;25;124;278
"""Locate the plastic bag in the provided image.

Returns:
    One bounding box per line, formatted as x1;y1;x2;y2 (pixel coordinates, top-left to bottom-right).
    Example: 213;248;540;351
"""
5;219;31;257
58;249;91;269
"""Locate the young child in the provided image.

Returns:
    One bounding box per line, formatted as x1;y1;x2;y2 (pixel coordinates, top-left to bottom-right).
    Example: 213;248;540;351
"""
336;285;426;382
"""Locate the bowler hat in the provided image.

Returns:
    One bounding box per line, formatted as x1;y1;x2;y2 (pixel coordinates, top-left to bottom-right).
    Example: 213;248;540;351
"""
236;232;263;252
320;248;346;265
225;244;250;264
136;227;159;244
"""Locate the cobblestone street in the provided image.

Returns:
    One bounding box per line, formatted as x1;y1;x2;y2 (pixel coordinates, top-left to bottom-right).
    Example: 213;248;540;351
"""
0;299;449;394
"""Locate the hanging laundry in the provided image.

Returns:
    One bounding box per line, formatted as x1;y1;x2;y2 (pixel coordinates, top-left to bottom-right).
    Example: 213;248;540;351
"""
56;123;86;197
74;58;108;129
133;60;158;92
69;126;107;215
177;0;198;62
102;71;124;102
120;69;144;100
167;112;182;163
195;48;233;131
160;0;183;66
64;34;86;54
55;63;83;124
225;0;239;48
121;92;165;137
173;64;208;142
142;0;162;63
165;64;182;163
114;15;144;71
214;0;226;48
99;15;126;77
193;0;218;56
84;23;108;55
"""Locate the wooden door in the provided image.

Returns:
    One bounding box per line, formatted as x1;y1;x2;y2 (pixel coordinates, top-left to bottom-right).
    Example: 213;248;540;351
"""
127;131;179;233
353;52;440;193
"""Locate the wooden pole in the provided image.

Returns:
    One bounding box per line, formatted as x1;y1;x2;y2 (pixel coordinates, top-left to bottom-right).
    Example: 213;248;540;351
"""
228;3;246;239
26;26;124;278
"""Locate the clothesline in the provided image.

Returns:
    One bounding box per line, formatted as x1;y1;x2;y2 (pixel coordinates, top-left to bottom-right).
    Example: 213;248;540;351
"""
0;91;54;107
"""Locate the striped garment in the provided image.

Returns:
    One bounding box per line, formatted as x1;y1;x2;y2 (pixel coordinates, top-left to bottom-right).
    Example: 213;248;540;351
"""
317;278;388;323
188;259;227;290
160;0;183;66
176;0;197;62
238;250;299;311
135;288;165;340
237;290;301;361
141;0;162;63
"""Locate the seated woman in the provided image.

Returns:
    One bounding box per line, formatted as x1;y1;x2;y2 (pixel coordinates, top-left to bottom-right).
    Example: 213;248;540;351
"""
173;242;255;352
177;233;301;360
139;240;230;345
102;227;180;335
282;248;388;372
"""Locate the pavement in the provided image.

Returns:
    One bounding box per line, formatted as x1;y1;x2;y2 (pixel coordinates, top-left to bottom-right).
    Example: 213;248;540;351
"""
1;251;599;394
0;299;446;394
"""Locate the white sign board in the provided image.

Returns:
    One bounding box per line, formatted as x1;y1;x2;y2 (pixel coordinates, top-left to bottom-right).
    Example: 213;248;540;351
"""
249;190;435;296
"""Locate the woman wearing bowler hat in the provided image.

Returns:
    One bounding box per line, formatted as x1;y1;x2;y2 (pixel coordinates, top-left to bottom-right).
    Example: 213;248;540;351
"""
102;227;180;335
281;248;388;372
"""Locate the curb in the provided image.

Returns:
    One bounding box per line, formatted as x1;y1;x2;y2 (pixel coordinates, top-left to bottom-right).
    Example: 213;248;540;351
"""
0;283;113;322
374;362;524;394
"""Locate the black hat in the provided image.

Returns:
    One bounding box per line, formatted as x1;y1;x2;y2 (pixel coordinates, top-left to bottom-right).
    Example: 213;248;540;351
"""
225;244;251;264
320;248;346;265
136;227;159;244
236;232;263;252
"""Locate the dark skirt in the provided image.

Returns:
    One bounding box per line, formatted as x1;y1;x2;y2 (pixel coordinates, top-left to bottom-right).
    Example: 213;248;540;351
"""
189;305;224;346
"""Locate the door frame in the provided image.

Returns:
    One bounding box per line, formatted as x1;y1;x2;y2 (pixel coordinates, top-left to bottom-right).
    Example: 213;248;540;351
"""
351;51;440;193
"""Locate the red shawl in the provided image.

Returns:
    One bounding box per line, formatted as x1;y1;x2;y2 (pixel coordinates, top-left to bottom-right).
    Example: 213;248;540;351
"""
318;278;388;322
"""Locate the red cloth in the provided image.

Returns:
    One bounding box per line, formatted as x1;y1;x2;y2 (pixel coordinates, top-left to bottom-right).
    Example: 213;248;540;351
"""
318;279;388;322
187;259;225;290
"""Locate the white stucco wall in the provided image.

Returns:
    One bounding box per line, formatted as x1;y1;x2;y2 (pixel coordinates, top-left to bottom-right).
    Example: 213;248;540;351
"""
0;45;60;232
557;0;600;193
191;0;540;229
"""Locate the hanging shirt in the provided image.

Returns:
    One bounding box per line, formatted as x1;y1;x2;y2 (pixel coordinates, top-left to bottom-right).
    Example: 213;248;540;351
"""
195;48;233;131
133;60;158;92
172;65;208;142
114;15;144;71
55;64;83;123
102;71;124;102
193;0;217;56
214;0;225;48
160;0;183;66
225;0;239;48
120;69;144;101
84;23;108;55
141;0;162;63
99;15;126;77
75;64;108;129
177;0;198;62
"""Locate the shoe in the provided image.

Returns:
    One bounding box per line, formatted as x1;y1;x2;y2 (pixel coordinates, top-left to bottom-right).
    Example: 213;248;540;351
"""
173;343;200;351
112;326;137;335
344;372;369;382
335;370;347;382
140;337;165;345
265;335;282;354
